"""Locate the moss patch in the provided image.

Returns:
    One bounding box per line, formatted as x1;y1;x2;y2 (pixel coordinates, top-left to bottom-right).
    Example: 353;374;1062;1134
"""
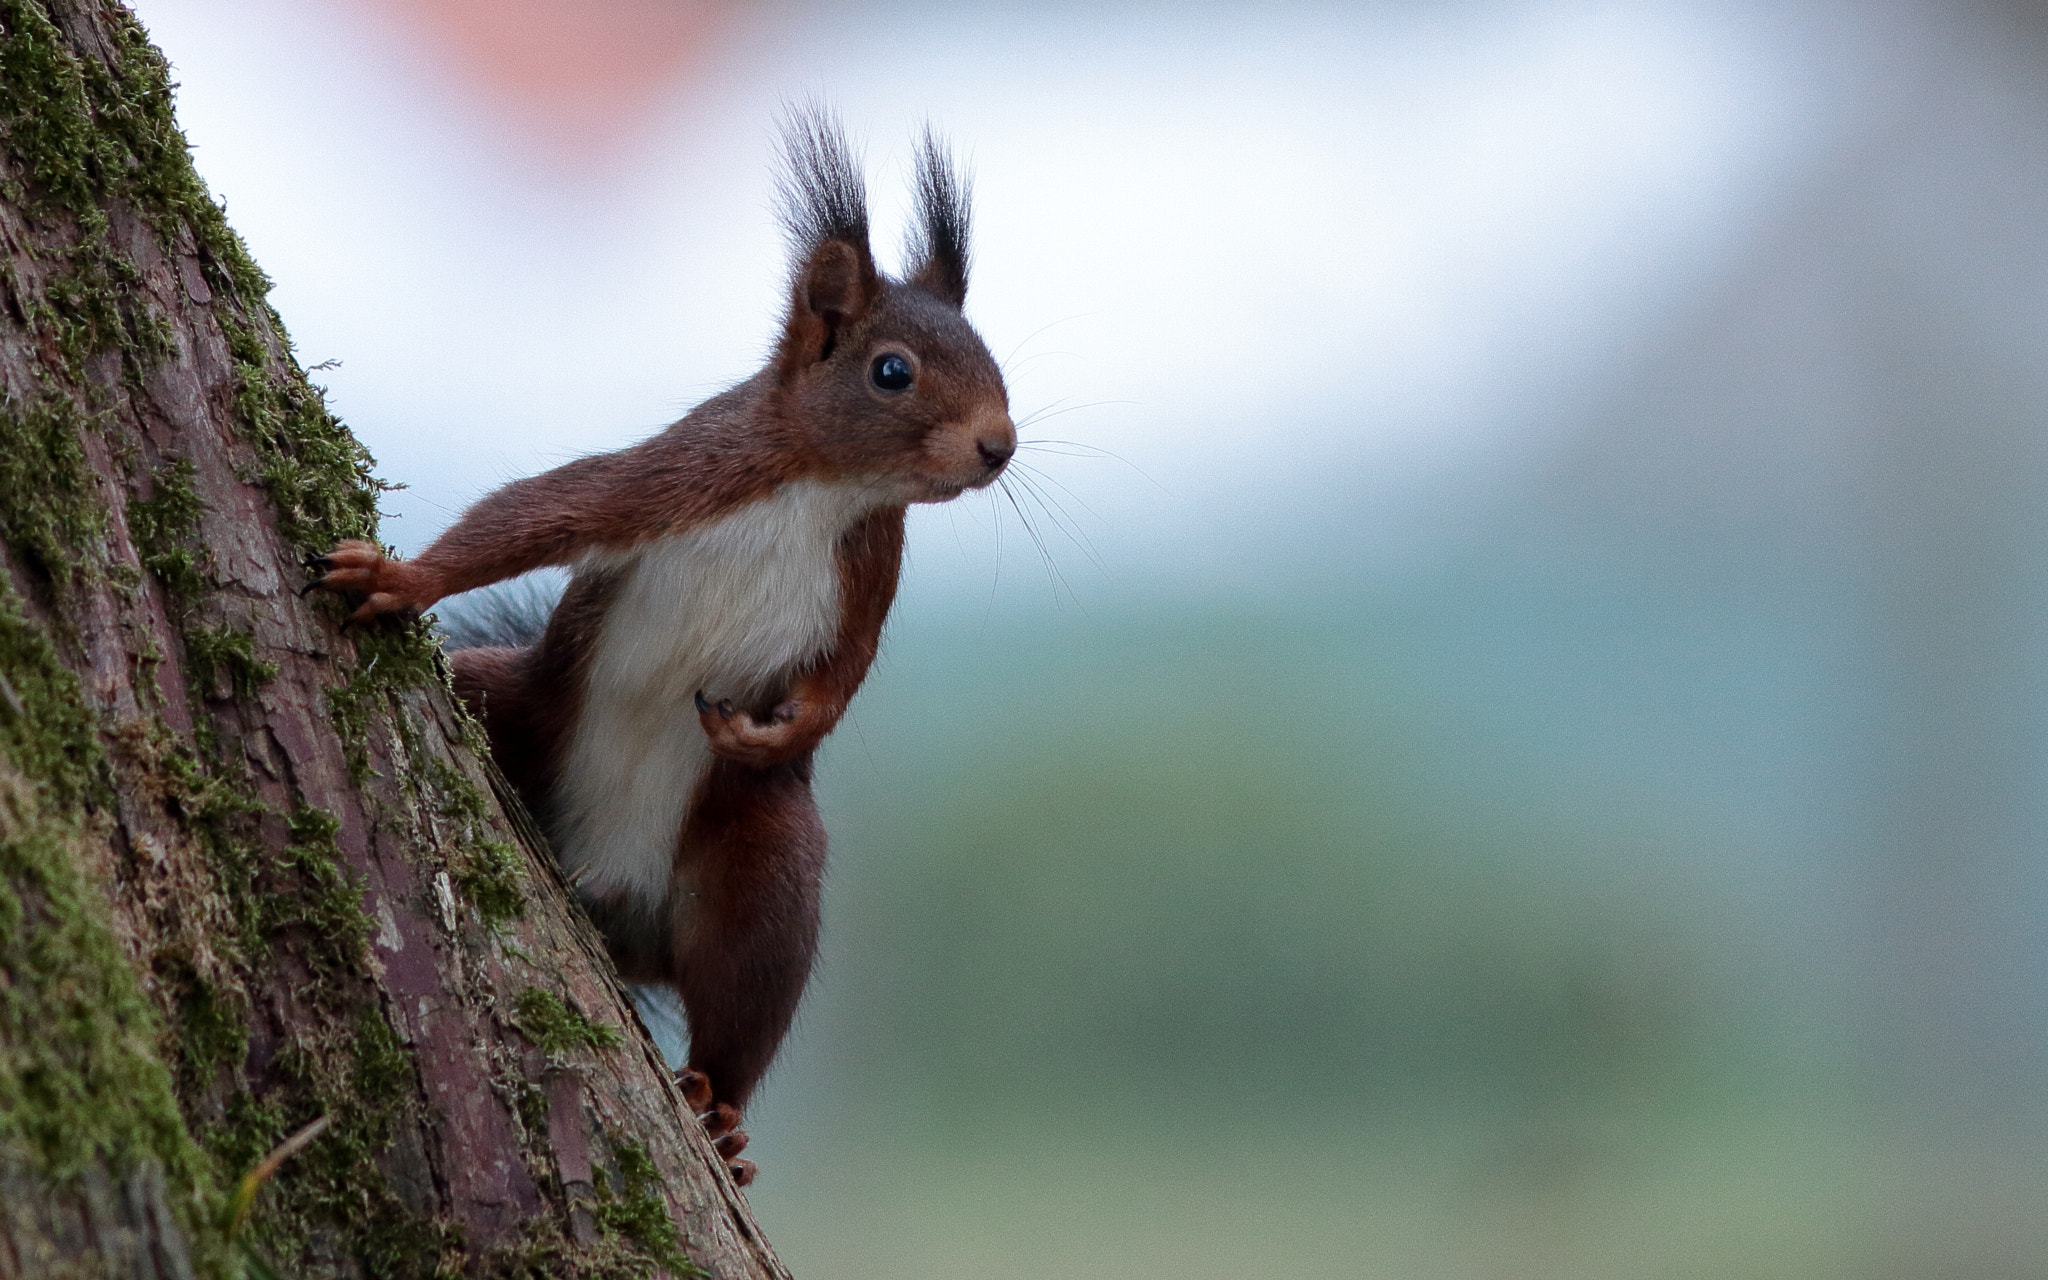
0;577;224;1264
183;622;277;702
217;310;382;558
513;988;622;1058
0;395;107;590
419;756;527;927
0;0;268;301
268;804;372;968
589;1134;699;1279
325;623;444;780
127;456;206;598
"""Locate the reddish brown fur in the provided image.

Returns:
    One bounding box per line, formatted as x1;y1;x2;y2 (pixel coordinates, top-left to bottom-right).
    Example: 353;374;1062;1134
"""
312;114;1008;1188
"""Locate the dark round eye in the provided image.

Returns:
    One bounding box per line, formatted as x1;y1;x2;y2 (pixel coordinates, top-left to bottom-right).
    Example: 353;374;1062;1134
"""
870;353;914;392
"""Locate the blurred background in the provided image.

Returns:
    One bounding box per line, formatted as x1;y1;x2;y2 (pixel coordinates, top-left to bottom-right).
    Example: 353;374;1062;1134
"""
129;0;2048;1275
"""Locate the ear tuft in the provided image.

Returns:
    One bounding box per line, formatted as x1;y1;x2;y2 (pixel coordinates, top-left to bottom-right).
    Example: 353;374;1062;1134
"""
774;102;877;373
776;101;870;256
908;126;971;309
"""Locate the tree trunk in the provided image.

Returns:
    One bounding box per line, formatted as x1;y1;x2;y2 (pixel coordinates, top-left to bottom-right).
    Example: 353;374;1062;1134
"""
0;2;791;1276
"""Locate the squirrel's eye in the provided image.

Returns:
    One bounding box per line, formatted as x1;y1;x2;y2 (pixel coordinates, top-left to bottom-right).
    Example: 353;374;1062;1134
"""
870;353;914;393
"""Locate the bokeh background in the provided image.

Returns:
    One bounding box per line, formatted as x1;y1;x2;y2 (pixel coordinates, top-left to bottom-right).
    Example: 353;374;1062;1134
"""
127;0;2048;1275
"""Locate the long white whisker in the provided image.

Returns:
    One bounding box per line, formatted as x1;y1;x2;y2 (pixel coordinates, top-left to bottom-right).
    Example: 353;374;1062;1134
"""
983;480;1005;623
1000;312;1099;369
1005;466;1108;576
1017;438;1169;493
1009;457;1106;524
1011;393;1084;428
997;475;1079;608
1014;400;1136;430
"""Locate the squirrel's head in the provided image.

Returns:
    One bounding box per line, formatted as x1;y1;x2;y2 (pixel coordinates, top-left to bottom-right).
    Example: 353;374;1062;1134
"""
768;110;1013;504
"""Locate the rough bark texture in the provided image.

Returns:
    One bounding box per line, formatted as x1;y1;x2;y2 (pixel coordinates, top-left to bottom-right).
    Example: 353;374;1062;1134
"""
0;2;793;1276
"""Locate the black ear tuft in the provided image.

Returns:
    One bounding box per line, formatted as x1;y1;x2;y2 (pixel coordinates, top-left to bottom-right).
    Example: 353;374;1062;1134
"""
773;102;878;374
776;101;870;257
908;126;971;309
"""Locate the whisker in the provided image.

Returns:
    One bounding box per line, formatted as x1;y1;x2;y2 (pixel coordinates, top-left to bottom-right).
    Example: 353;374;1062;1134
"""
1014;399;1137;430
1017;437;1169;493
1001;349;1080;378
997;475;1080;608
1000;312;1099;369
1007;481;1089;602
982;478;1005;624
1010;393;1084;429
1009;457;1106;523
1005;466;1108;576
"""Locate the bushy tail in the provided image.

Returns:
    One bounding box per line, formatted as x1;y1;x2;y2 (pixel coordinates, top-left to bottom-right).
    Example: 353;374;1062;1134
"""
433;572;566;651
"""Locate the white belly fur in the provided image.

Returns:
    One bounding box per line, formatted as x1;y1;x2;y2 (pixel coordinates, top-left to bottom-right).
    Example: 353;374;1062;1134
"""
553;479;879;912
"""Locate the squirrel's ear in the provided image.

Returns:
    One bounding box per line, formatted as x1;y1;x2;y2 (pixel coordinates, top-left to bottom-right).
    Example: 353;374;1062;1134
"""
907;127;970;310
778;236;878;374
774;104;877;376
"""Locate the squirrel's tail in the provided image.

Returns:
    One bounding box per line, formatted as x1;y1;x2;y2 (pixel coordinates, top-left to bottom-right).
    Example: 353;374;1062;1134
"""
433;572;565;651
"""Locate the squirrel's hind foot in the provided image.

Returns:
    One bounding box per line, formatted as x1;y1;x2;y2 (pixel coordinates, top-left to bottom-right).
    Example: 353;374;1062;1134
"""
676;1068;757;1187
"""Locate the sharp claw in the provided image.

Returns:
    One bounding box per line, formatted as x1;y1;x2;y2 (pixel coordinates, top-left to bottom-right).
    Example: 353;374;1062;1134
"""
298;579;322;598
308;555;334;571
694;690;711;714
716;699;735;720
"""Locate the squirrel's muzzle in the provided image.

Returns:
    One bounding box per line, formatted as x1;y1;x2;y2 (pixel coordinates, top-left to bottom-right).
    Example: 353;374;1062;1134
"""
965;410;1016;486
918;408;1015;499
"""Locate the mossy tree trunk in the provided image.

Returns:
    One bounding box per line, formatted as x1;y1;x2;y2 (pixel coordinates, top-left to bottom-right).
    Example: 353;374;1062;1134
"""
0;2;790;1276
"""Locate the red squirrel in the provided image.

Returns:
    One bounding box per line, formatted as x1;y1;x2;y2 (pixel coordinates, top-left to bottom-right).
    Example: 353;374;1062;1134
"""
308;112;1014;1186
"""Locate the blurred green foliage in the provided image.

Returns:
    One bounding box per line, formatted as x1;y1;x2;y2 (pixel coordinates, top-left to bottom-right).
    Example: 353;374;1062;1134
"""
815;601;1742;1131
735;595;2045;1278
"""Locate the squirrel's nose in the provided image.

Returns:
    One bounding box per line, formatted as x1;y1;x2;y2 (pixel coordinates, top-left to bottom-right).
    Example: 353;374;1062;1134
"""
975;418;1016;471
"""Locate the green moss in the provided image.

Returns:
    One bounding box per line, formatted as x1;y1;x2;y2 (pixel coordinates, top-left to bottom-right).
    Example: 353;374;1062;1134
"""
0;0;268;302
325;623;444;780
128;457;207;599
128;463;278;705
130;729;456;1280
0;585;107;812
513;988;622;1057
39;238;177;382
0;576;225;1264
266;804;372;971
0;0;379;530
416;756;527;927
183;623;277;702
0;2;201;392
457;837;526;927
138;722;269;959
588;1134;699;1279
0;0;117;223
217;311;382;558
0;396;107;590
153;949;247;1083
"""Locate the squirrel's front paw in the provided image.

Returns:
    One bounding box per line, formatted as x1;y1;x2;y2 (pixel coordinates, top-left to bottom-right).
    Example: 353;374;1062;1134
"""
694;691;802;767
303;540;439;626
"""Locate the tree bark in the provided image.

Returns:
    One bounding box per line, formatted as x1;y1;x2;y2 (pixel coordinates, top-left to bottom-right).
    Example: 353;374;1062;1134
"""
0;2;792;1276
